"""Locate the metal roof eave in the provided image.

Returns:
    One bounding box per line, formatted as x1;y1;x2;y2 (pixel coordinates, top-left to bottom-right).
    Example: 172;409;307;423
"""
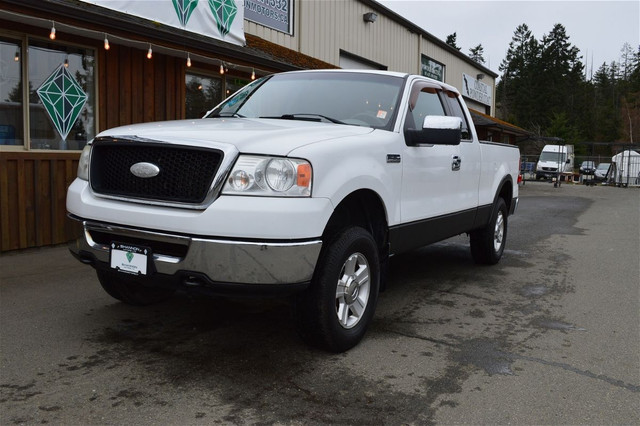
1;0;301;72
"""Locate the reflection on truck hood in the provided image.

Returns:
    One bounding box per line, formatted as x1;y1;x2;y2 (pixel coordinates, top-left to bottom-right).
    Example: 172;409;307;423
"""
96;118;375;156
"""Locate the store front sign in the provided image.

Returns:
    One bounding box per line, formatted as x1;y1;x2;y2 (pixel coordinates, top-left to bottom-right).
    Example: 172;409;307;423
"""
462;73;492;106
244;0;293;34
421;55;444;82
79;0;245;45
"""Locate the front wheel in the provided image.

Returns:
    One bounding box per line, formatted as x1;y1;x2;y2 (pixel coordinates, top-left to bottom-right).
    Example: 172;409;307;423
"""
470;198;508;265
293;227;380;352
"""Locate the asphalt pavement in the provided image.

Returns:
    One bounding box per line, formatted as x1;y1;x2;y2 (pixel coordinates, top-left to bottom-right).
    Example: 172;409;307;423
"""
1;181;639;425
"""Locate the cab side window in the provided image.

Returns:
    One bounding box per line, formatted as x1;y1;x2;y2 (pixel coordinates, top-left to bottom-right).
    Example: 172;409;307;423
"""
405;86;445;130
444;93;471;140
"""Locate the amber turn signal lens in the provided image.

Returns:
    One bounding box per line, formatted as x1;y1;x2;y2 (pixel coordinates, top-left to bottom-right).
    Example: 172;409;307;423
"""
297;164;312;187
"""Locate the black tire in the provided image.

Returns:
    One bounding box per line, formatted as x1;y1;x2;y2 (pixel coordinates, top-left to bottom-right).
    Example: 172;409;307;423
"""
96;270;175;306
470;198;508;265
293;227;380;352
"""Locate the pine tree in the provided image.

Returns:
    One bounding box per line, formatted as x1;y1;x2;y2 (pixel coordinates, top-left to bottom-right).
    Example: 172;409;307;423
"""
497;24;541;129
620;42;634;81
445;32;461;51
539;24;584;130
468;44;485;64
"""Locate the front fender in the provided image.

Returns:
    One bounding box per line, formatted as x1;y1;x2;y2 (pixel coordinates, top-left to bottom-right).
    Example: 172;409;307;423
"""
290;131;402;226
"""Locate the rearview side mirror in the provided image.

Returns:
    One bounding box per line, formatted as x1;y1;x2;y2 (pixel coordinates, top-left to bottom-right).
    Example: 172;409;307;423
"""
405;116;462;146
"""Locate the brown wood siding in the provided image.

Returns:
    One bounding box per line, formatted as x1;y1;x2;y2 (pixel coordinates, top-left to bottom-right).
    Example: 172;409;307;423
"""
0;46;187;253
0;152;80;252
98;45;184;132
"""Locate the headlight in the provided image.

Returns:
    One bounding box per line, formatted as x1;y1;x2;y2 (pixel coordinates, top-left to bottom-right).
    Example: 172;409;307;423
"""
77;144;91;181
222;155;312;197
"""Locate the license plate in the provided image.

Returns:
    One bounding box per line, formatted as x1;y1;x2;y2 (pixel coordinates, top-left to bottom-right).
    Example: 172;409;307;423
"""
110;243;150;275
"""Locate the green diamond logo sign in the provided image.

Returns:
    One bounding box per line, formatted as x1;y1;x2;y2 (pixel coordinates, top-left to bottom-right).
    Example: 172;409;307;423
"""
36;65;87;141
126;252;134;263
208;0;237;37
173;0;199;27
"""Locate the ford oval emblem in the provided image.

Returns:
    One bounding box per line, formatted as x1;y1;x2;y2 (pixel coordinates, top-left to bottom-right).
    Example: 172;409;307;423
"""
130;162;160;178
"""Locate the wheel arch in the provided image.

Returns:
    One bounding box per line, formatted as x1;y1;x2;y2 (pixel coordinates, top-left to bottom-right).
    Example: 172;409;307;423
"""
322;189;389;260
494;175;515;214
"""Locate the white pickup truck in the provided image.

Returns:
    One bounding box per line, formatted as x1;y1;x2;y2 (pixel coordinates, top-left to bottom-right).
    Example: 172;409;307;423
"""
67;70;519;352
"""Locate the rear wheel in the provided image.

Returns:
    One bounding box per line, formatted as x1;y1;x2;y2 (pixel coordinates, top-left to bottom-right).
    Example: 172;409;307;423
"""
294;227;380;352
96;270;175;306
470;198;508;265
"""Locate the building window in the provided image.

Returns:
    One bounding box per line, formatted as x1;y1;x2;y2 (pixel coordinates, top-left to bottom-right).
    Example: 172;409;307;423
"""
28;40;95;150
1;36;95;150
0;36;23;146
225;77;251;98
185;72;222;119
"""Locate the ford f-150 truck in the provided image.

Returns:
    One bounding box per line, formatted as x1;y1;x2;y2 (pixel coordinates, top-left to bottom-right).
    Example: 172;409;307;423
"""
67;70;519;352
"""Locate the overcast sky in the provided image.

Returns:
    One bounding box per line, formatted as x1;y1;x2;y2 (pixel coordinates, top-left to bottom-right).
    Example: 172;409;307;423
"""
377;0;639;78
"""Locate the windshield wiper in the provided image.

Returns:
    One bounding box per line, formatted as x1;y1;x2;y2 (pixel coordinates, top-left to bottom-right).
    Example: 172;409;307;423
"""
260;114;346;125
208;112;245;118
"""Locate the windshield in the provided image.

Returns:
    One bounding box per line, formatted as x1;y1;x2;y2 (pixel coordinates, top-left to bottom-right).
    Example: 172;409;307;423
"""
539;151;566;163
207;72;405;130
597;163;610;170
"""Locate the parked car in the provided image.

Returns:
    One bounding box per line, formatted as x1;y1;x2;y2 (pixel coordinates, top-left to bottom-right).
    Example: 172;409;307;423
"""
594;162;611;181
580;160;596;175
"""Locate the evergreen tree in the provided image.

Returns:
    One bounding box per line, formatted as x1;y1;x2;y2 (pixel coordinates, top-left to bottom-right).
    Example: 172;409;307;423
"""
539;24;584;130
445;32;461;51
468;44;485;64
620;42;634;81
497;24;541;129
592;63;621;142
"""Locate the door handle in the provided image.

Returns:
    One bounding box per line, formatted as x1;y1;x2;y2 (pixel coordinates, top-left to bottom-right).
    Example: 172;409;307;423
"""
452;155;461;171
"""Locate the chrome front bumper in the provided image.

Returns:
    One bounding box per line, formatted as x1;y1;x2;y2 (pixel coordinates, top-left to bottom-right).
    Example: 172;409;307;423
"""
68;216;322;286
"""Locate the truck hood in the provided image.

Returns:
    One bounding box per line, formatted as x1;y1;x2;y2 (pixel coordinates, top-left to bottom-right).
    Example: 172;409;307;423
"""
96;118;375;156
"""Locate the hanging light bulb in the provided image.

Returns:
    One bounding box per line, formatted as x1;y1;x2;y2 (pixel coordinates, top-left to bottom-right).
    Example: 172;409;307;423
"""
64;57;69;68
147;44;153;59
14;50;19;62
104;34;110;50
251;68;256;80
49;21;56;40
186;52;191;68
219;62;224;75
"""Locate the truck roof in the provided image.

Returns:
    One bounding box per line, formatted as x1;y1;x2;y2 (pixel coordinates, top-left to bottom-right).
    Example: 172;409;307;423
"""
280;69;461;96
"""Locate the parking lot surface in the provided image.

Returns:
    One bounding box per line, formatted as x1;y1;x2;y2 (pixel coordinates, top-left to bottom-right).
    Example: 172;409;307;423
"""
1;182;639;425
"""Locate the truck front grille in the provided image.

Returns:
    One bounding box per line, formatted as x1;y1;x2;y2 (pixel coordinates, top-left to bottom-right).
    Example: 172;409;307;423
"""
90;138;223;205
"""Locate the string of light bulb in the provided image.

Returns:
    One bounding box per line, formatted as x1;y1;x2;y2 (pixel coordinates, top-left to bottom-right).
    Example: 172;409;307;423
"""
6;10;267;80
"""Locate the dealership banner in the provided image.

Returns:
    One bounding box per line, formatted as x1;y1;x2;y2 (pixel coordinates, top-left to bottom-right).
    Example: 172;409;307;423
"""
79;0;245;46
